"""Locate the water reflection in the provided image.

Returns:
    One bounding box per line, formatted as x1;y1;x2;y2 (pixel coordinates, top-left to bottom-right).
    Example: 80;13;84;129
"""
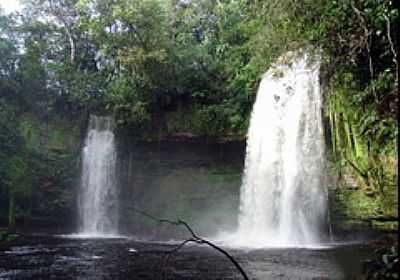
0;235;373;279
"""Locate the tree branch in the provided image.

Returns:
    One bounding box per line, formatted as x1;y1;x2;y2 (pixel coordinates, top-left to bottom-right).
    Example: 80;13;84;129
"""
48;0;76;64
125;205;249;280
351;3;377;101
384;14;398;85
343;155;370;186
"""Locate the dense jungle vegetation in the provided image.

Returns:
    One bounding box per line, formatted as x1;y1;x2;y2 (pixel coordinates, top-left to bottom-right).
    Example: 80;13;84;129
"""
0;0;398;233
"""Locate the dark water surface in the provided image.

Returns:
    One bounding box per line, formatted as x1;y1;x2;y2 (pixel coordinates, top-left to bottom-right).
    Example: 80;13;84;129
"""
0;235;373;280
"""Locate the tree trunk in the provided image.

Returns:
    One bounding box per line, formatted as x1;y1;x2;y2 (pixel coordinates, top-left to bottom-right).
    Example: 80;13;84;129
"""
65;27;75;64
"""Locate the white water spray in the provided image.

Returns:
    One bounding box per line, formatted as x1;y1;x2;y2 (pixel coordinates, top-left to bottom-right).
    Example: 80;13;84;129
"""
78;115;118;236
235;52;328;247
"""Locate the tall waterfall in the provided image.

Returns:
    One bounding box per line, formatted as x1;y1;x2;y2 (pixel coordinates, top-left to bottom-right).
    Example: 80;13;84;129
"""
236;52;328;247
78;115;118;236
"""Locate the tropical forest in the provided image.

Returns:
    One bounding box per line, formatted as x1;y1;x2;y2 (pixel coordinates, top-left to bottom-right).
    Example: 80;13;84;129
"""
0;0;398;279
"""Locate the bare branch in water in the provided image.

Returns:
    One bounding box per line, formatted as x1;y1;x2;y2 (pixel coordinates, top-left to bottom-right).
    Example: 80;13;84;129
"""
125;205;249;280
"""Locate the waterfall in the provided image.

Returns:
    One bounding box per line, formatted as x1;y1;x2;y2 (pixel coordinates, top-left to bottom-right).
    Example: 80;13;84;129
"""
78;115;118;236
236;52;328;247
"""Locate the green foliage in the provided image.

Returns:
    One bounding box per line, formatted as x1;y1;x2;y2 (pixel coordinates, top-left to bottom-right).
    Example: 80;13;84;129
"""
193;105;228;136
0;101;79;225
192;101;249;136
6;234;18;242
0;230;18;243
73;0;258;134
0;0;397;227
106;76;151;129
0;230;6;242
0;102;31;225
332;184;397;223
2;0;396;138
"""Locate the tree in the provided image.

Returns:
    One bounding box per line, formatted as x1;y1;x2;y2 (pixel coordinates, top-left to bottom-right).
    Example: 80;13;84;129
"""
0;102;27;227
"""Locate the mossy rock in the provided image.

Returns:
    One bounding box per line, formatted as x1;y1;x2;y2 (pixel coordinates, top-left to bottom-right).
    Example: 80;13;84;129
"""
0;230;19;244
6;234;18;242
0;230;7;242
371;221;399;231
330;185;398;232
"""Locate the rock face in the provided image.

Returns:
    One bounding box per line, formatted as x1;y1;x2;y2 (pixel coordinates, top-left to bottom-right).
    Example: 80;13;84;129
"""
116;139;245;239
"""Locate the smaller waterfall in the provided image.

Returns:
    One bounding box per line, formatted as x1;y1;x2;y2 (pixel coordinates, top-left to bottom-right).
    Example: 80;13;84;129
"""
78;115;118;236
235;52;329;247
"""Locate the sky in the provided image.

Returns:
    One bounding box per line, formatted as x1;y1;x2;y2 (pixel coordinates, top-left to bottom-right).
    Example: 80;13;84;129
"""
0;0;23;14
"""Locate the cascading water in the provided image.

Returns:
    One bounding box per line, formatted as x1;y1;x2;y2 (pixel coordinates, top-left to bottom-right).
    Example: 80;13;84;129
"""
236;52;328;247
78;115;118;236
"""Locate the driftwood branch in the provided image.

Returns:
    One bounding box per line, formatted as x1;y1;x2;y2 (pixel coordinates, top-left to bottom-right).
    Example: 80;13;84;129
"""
126;206;249;280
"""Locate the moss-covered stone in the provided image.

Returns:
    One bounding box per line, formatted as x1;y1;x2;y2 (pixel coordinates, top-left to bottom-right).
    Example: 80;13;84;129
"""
330;186;398;232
